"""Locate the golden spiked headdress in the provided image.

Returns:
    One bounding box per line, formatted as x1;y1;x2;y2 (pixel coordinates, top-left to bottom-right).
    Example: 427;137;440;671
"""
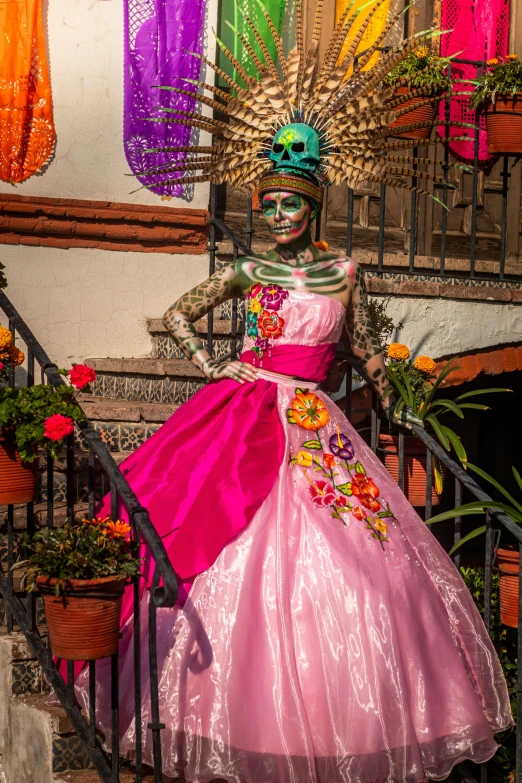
142;0;470;205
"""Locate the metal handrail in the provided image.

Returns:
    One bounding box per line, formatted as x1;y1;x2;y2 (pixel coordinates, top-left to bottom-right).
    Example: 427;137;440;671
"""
0;290;178;607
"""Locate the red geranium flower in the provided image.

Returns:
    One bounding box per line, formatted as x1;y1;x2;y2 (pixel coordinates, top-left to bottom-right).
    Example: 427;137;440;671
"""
44;414;75;442
351;474;380;512
69;364;97;390
307;479;336;508
258;309;284;340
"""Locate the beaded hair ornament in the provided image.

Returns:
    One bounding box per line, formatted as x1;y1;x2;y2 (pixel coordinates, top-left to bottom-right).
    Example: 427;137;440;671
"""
139;0;471;206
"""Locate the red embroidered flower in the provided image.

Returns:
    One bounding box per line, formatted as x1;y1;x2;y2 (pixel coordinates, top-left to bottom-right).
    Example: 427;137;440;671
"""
248;283;263;298
69;364;97;390
44;414;75;442
335;496;348;507
351;474;380;512
258;309;284;340
307;479;336;508
352;505;368;521
323;453;336;469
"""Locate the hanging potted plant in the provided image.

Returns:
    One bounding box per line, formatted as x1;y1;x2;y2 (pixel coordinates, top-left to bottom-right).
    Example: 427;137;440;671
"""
21;516;141;659
470;55;522;154
381;343;509;506
0;328;96;504
428;463;522;628
383;47;451;140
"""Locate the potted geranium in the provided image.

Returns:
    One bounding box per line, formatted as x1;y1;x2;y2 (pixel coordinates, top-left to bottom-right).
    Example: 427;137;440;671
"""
22;516;140;659
470;54;522;154
0;326;96;504
381;343;508;506
383;46;451;140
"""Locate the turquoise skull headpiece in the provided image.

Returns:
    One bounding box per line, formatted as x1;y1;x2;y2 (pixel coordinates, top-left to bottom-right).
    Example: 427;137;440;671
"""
269;123;321;175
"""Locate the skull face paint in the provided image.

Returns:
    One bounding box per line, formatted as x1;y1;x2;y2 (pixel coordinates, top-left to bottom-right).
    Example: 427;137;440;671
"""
261;191;314;245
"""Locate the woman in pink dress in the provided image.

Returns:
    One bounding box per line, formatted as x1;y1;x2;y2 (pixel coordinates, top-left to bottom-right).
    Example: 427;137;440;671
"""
76;175;513;782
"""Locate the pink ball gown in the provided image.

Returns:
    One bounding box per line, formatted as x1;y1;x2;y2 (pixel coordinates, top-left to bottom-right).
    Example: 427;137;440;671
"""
76;287;513;782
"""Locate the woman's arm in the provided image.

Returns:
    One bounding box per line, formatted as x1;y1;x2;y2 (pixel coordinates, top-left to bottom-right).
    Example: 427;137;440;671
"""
162;265;258;384
347;264;421;428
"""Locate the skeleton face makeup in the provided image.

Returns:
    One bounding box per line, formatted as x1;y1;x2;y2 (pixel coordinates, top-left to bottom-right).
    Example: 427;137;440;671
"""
261;191;315;245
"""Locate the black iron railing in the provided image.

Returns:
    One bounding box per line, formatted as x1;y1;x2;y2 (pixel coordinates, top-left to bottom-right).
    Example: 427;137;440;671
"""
0;290;177;783
208;205;522;783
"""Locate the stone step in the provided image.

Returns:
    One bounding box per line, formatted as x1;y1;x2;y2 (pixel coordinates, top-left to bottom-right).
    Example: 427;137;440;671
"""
53;769;160;782
86;358;207;405
148;315;243;360
76;398;177;452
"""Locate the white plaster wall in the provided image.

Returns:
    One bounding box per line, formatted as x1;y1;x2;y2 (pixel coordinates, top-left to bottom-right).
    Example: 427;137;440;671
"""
0;0;218;208
1;245;209;366
374;294;522;359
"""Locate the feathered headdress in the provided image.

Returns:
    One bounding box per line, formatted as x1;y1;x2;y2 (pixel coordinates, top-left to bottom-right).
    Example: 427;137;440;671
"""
141;0;470;204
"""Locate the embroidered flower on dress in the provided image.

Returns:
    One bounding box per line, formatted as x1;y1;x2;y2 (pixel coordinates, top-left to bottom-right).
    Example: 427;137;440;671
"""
289;392;330;431
307;479;336;508
260;284;289;311
329;430;354;460
246;311;258;337
351;474;380;512
297;451;314;467
246;282;287;360
259;310;284;340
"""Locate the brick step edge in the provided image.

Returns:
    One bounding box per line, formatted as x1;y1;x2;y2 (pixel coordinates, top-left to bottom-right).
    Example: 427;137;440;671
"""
148;316;243;336
85;357;204;379
79;396;179;424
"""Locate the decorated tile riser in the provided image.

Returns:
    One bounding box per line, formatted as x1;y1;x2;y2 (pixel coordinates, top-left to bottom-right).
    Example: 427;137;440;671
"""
82;422;162;452
11;659;50;697
90;374;205;404
152;334;234;360
52;736;95;773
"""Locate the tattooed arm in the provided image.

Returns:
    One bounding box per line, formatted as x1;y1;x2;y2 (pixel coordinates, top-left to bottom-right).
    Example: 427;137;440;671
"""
162;265;258;385
347;264;421;429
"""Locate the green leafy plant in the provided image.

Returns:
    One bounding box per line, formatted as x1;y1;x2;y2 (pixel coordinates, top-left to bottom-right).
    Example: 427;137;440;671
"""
368;297;402;353
21;517;141;595
383;46;451;93
384;343;509;471
427;463;522;554
470;54;522;110
0;328;96;461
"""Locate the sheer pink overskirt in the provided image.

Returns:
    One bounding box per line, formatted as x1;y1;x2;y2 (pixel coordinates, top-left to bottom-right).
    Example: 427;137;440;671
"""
76;382;513;782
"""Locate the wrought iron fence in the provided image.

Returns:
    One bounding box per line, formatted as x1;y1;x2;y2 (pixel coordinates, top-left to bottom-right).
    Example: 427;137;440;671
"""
0;290;177;783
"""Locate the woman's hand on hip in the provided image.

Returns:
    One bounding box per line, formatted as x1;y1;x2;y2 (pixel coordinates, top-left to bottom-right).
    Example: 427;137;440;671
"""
203;359;258;384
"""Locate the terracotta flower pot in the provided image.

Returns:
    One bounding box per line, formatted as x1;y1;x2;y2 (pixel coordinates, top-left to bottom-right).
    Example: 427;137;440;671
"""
36;575;125;660
380;433;442;507
485;94;522;155
0;433;37;504
497;547;519;628
387;86;440;140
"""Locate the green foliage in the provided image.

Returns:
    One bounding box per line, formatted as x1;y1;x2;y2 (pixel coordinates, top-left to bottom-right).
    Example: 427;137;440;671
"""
470;56;522;110
383;47;451;93
459;567;516;781
368;297;402;353
385;357;509;465
0;261;6;290
21;519;141;595
427;464;522;556
0;383;84;462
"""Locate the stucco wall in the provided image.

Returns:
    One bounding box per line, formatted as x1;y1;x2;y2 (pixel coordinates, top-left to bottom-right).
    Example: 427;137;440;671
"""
1;245;208;366
0;0;217;208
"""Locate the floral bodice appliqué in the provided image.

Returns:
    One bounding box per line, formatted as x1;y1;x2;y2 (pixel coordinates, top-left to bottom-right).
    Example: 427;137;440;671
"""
243;284;345;359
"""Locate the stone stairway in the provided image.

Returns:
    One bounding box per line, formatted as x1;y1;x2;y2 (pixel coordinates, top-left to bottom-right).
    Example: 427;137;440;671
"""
82;314;241;457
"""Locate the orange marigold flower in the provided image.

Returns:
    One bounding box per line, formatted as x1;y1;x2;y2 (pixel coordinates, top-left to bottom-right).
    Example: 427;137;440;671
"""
506;54;518;61
290;392;330;431
415;46;429;58
413;355;436;374
323;453;336;469
387;342;410;361
313;240;330;251
0;326;13;352
8;345;25;367
82;516;109;526
487;58;499;66
103;520;131;539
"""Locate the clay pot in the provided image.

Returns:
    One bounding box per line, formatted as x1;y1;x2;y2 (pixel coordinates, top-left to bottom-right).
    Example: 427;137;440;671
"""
497;547;520;628
485;94;522;155
380;433;442;507
36;575;125;660
0;433;37;505
387;86;440;140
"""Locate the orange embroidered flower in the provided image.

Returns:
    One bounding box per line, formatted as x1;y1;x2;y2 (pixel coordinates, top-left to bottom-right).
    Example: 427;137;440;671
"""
258;309;284;340
352;506;368;521
103;521;131;539
413;355;436;374
290;392;330;431
8;344;25;367
0;326;13;352
323;453;336;469
387;342;410;361
351;474;380;512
